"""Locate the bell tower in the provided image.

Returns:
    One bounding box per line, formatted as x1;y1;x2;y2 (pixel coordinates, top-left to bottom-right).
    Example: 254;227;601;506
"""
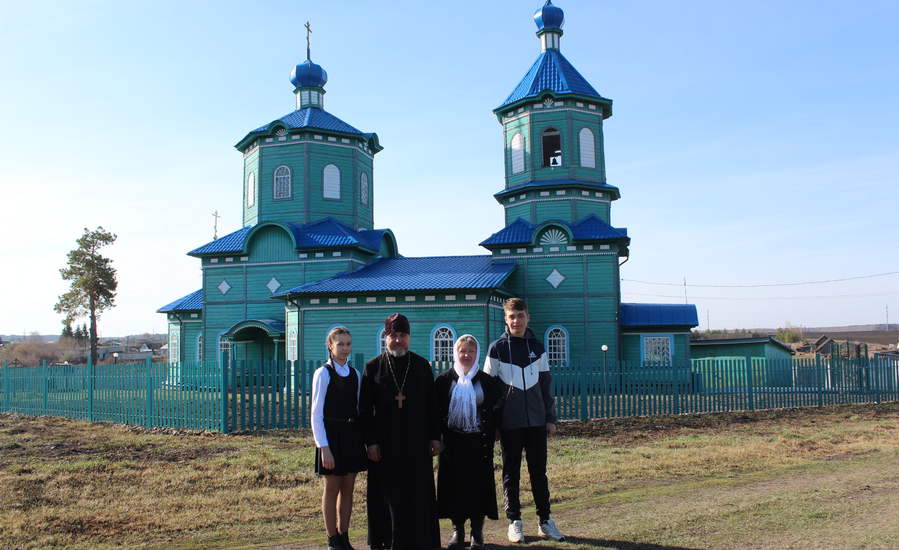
492;0;618;227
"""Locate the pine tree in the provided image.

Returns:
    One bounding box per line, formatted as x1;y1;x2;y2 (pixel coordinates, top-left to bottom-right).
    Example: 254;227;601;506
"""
54;227;118;365
61;320;74;340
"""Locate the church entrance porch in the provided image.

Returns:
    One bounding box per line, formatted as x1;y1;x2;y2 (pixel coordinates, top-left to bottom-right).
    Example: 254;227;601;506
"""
222;319;286;391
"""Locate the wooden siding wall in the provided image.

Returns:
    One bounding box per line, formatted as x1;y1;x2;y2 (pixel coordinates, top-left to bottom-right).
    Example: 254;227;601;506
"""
242;149;260;226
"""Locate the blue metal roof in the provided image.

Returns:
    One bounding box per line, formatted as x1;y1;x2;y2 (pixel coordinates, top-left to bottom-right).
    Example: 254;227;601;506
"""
620;303;699;328
275;256;517;296
188;226;252;256
188;218;387;257
224;318;286;337
498;50;607;111
480;215;628;247
235;108;376;151
157;289;203;313
494;179;620;201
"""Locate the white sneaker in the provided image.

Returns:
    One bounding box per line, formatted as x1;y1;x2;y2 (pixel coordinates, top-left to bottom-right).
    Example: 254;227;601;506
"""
538;518;566;541
507;519;525;543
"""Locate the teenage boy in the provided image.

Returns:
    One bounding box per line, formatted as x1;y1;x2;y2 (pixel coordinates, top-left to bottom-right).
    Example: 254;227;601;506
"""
483;297;565;543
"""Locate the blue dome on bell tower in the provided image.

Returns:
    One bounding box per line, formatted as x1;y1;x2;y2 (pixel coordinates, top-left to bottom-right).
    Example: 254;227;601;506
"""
534;0;564;32
290;60;328;90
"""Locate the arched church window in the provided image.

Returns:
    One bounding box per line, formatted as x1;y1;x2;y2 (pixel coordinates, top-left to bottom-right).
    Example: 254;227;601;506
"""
196;334;203;363
579;128;596;168
511;133;525;174
542;128;562;167
323;164;340;199
273;165;292;200
431;326;455;365
545;326;568;366
377;328;386;355
169;329;180;364
287;331;297;362
360;172;369;205
219;338;232;367
246;172;256;208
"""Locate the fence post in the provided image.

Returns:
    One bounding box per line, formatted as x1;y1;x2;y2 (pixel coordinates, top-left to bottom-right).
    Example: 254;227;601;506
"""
2;360;8;411
88;357;95;421
815;354;824;408
144;357;154;428
579;363;588;421
220;357;229;434
744;356;755;411
673;362;681;415
42;360;49;413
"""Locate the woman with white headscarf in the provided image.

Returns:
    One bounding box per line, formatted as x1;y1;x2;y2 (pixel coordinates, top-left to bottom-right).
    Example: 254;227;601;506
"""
435;334;504;550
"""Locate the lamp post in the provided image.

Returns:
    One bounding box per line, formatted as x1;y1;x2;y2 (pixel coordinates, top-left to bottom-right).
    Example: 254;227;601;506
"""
113;352;119;365
601;345;608;417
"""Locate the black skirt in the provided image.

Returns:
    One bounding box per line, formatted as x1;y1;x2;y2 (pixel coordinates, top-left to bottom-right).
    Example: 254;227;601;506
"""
437;428;498;520
314;419;368;476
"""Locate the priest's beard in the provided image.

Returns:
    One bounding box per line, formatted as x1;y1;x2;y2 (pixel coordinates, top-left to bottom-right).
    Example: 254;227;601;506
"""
386;346;408;358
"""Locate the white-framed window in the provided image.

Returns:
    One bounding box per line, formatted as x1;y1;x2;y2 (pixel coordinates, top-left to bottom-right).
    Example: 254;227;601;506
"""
545;326;568;366
169;327;180;364
323;164;340;199
246;172;256;208
511;132;525;174
360;172;369;205
219;337;232;367
431;326;455;364
287;330;297;361
579;127;596;168
377;328;386;355
196;334;203;363
642;335;673;365
273;165;291;199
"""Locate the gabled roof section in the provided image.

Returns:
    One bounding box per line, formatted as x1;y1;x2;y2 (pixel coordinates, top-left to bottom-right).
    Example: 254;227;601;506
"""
620;303;699;328
480;215;628;247
274;256;516;296
234;108;382;152
188;227;252;256
157;289;203;313
497;50;609;112
690;336;795;355
188;218;390;257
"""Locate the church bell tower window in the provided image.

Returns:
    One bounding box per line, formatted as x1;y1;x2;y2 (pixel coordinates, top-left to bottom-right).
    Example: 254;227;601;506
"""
578;128;595;168
323;164;341;199
273;165;292;199
360;172;369;205
542;128;562;167
511;133;525;174
246;172;256;208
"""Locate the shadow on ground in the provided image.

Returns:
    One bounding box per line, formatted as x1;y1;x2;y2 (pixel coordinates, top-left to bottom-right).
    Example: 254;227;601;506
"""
490;536;702;550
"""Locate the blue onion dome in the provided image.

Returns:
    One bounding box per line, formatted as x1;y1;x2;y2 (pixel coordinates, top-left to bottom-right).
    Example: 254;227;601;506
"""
290;60;328;89
534;0;564;32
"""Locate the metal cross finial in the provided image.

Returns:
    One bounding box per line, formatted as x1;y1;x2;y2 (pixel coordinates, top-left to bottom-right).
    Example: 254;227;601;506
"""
305;21;312;61
212;210;221;240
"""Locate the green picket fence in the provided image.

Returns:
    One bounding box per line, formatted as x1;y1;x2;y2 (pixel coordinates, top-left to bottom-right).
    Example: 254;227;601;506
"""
2;355;897;433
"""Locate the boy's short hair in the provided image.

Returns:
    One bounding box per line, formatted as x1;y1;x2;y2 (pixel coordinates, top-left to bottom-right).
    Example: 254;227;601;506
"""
503;297;528;313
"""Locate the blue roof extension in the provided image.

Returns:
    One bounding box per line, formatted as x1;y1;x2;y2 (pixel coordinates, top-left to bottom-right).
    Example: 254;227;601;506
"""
494;179;620;202
188;218;388;257
275;256;516;296
497;49;607;111
620;303;699;328
480;215;628;247
157;289;203;313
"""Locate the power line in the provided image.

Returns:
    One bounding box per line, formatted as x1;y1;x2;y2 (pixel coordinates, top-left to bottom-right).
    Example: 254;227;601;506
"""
622;290;899;300
622;269;899;288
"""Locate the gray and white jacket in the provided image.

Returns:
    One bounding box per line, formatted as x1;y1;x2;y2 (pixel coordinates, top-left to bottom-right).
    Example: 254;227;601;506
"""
483;328;556;430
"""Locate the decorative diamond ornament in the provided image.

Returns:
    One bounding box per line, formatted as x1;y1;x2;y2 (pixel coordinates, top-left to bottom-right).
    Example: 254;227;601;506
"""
218;280;231;295
539;229;568;245
546;269;566;288
266;277;281;294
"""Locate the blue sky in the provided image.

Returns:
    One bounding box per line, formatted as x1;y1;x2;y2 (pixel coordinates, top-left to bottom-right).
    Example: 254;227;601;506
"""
2;0;898;336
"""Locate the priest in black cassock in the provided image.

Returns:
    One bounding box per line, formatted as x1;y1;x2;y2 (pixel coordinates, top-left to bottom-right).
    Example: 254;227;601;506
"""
360;313;442;550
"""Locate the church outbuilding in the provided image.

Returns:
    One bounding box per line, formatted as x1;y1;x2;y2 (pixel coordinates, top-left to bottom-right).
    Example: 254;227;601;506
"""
159;1;699;371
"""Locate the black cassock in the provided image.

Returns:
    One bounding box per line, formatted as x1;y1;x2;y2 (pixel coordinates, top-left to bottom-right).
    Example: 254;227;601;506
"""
360;351;440;550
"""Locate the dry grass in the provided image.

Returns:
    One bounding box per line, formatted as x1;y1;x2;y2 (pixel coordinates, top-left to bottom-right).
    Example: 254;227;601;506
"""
1;404;897;550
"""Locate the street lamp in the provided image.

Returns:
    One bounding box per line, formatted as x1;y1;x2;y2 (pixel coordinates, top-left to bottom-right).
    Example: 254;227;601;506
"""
113;352;119;365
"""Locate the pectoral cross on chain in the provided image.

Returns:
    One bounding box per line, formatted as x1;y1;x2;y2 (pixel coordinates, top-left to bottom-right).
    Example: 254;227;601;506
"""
394;392;406;409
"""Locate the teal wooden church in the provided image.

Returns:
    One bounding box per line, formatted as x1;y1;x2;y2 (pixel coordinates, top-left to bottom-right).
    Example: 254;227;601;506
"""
158;1;698;370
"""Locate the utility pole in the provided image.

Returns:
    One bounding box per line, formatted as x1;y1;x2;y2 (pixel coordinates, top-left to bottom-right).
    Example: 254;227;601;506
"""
887;304;890;330
683;276;688;304
706;309;710;331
